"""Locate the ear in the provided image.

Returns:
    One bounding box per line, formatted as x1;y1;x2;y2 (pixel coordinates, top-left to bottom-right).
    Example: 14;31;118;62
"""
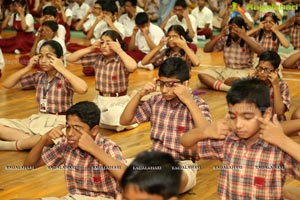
90;125;100;137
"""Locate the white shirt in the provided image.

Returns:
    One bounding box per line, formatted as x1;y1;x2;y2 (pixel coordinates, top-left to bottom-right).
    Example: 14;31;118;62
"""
71;2;90;20
8;13;35;32
57;24;66;41
165;14;198;44
36;36;67;55
83;14;97;32
118;6;144;37
191;6;213;29
93;20;125;40
135;23;165;54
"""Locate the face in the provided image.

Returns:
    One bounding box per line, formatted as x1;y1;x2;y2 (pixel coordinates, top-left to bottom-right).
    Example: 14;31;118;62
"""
263;16;275;30
99;35;115;56
40;26;56;40
167;30;180;47
120;184;164;200
103;11;114;20
197;0;206;7
92;4;102;16
173;6;184;20
38;45;57;71
66;114;97;148
125;2;134;13
255;61;276;82
156;77;183;101
228;102;262;143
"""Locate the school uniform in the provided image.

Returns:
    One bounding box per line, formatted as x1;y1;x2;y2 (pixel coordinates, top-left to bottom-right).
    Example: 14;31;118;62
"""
191;6;213;39
0;72;73;135
281;24;300;50
0;13;35;53
256;33;280;52
118;6;144;37
93;20;125;41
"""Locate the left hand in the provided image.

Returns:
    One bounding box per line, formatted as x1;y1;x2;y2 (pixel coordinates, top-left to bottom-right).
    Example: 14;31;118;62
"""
268;72;279;87
173;83;193;104
231;24;246;37
173;36;188;49
75;127;97;153
49;55;64;70
141;26;150;35
270;21;279;32
108;39;122;54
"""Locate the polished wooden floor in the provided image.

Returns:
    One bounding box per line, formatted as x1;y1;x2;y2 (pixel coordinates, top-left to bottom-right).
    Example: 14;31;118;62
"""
1;31;300;200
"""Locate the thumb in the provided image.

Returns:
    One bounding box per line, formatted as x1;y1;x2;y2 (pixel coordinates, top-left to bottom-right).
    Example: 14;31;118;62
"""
272;114;280;125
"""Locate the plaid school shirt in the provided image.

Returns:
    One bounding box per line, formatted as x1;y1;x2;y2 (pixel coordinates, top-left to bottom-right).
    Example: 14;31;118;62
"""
81;53;129;93
256;33;280;52
281;24;300;50
150;48;192;68
270;79;290;121
197;133;300;200
134;94;211;161
213;36;255;69
41;134;125;198
20;71;73;113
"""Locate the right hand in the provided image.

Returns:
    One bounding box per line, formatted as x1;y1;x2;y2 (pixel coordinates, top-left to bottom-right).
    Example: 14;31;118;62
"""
27;55;39;69
138;78;157;97
204;116;230;140
43;125;66;146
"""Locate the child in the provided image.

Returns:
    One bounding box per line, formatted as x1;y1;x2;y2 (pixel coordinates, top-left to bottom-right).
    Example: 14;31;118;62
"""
0;40;88;151
117;151;182;200
70;0;90;30
180;77;300;199
0;0;35;54
198;16;263;92
66;30;137;131
141;24;200;70
247;12;289;52
251;51;290;121
127;12;164;65
23;101;127;199
120;57;211;193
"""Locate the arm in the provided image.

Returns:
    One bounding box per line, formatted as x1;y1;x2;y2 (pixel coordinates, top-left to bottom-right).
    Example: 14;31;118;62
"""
23;125;65;168
127;26;139;51
141;37;166;65
29;31;42;57
183;10;195;39
271;22;289;48
247;22;264;36
104;16;123;38
86;15;102;40
1;11;12;29
203;26;227;52
278;16;294;31
17;7;29;31
120;80;157;125
282;51;300;69
66;44;97;63
270;75;286;116
2;56;38;88
49;55;88;94
108;40;137;72
141;26;157;51
75;9;91;31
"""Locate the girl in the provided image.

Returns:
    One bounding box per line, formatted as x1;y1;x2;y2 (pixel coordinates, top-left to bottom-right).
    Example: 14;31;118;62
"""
247;12;289;52
141;24;200;70
0;0;35;54
67;30;137;132
0;40;88;151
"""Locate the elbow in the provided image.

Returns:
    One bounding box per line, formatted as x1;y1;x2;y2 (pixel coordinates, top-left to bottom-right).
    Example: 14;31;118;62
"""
283;43;289;48
78;86;88;94
128;64;137;73
194;60;200;67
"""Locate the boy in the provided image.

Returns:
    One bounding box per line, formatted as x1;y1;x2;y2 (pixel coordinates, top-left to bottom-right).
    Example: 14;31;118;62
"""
24;101;127;199
180;77;300;199
120;57;211;193
117;151;182;200
252;50;290;121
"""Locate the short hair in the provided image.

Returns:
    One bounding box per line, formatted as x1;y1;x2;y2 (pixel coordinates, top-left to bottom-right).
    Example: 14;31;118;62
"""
232;0;243;6
40;40;64;58
135;12;149;25
66;101;100;129
120;151;182;198
42;20;59;32
174;0;187;9
125;0;137;6
42;6;58;17
258;50;281;69
101;30;126;50
102;1;118;14
226;78;271;114
158;57;190;82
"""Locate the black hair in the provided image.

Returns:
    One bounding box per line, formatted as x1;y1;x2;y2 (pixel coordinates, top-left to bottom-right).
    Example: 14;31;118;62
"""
166;25;192;56
226;16;248;47
175;0;187;9
232;0;243;6
258;50;281;69
42;20;59;32
259;12;279;42
66;101;100;129
226;78;271;114
125;0;137;6
40;40;64;58
120;151;182;199
159;57;190;82
42;6;58;17
12;0;26;7
135;12;149;25
102;1;118;14
101;30;126;50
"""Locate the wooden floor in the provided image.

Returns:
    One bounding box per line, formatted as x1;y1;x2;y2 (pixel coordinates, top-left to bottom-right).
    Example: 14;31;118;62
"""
1;32;300;200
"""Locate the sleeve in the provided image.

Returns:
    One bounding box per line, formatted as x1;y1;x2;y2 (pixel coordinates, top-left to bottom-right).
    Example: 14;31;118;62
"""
20;72;39;89
8;14;14;27
41;141;66;167
25;13;34;28
195;97;212;123
212;36;226;52
103;139;126;164
80;52;99;69
57;25;66;41
134;97;154;124
197;139;225;160
283;152;300;180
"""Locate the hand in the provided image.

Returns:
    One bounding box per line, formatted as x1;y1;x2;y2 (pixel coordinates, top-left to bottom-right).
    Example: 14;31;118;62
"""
28;55;39;68
270;21;279;32
138;79;157;97
257;114;285;146
108;39;122;54
96;15;103;22
204;116;230;140
173;83;193;104
258;21;265;30
132;26;139;35
248;69;257;78
173;36;188;49
268;72;279;87
43;125;66;146
231;24;246;36
158;36;168;46
16;5;25;15
103;15;113;26
220;25;229;37
141;26;150;35
74;127;97;153
182;9;189;19
49;55;64;70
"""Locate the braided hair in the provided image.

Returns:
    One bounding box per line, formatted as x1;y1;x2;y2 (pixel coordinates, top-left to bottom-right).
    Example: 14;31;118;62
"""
258;12;279;42
226;16;248;48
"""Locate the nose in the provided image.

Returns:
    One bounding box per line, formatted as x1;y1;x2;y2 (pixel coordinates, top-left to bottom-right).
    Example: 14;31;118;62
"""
235;117;243;129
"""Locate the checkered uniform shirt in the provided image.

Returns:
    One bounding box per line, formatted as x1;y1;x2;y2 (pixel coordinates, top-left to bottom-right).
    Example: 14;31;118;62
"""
20;72;73;113
295;60;300;69
281;24;300;49
270;79;290;121
257;33;280;52
197;133;300;200
134;94;211;161
42;134;125;198
213;36;255;69
150;48;192;68
81;53;129;93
